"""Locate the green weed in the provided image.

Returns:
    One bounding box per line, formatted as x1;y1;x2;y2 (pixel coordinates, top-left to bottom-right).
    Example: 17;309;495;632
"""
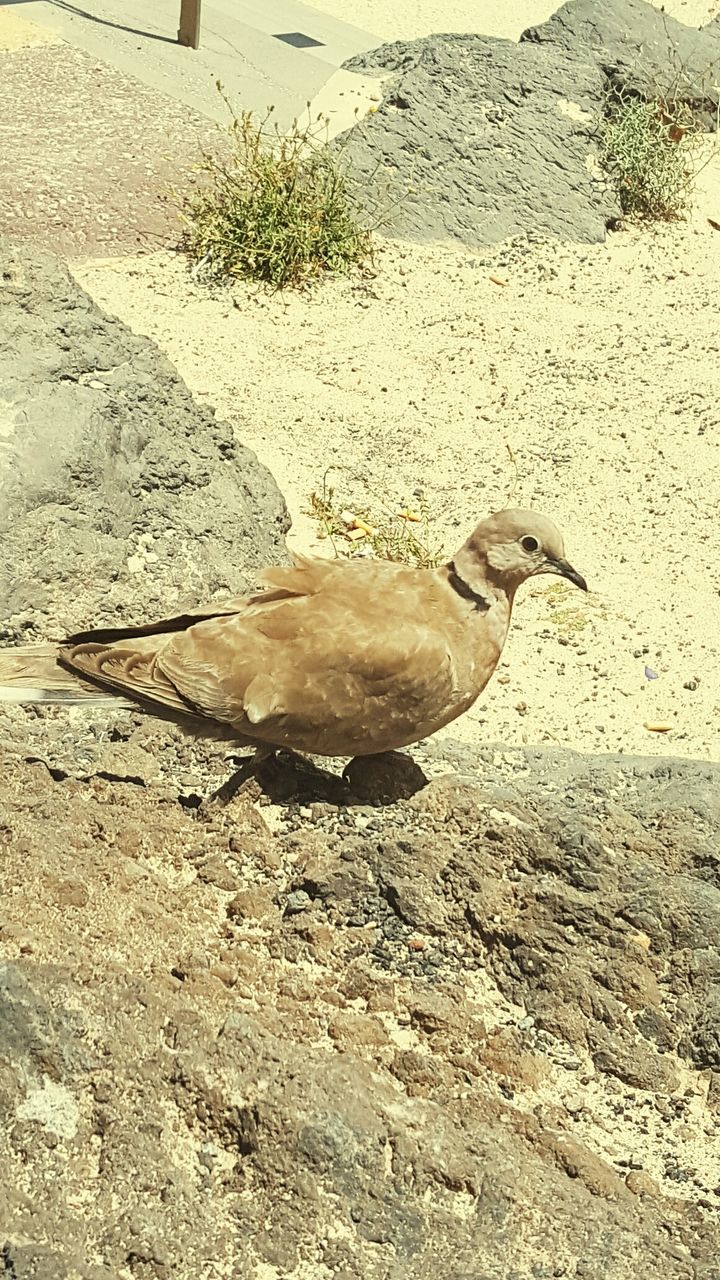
178;88;373;289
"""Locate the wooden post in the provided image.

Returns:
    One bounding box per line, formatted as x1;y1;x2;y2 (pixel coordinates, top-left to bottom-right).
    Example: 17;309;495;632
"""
178;0;201;49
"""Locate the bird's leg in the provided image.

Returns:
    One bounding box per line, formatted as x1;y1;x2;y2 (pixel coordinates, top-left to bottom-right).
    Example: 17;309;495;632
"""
198;747;351;813
256;748;350;803
270;747;317;775
198;746;274;815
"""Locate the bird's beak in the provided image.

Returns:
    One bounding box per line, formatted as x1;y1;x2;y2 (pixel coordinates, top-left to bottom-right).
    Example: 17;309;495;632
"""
548;557;588;592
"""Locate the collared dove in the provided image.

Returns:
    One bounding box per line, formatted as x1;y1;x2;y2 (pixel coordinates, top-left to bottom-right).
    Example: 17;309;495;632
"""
0;509;586;786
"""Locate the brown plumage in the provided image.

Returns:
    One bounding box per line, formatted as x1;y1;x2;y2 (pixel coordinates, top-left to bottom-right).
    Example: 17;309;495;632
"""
0;509;587;763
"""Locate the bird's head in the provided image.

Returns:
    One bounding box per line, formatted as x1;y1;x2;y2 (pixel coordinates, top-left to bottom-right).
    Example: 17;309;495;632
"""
450;509;587;602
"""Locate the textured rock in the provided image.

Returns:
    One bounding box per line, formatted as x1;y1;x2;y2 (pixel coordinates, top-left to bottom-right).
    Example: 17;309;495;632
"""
1;737;719;1277
0;243;289;642
341;34;619;249
340;0;720;252
522;0;720;128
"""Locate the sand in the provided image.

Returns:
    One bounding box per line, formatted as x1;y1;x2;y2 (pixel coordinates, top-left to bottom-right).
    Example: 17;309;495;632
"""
307;0;720;42
69;0;720;767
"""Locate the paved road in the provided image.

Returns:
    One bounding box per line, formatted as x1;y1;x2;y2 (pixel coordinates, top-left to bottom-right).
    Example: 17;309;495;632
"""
0;0;385;256
0;0;381;127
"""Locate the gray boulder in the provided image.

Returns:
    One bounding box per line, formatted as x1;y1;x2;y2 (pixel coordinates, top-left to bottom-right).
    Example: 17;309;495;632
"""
339;0;720;252
341;34;619;248
522;0;720;127
0;243;289;642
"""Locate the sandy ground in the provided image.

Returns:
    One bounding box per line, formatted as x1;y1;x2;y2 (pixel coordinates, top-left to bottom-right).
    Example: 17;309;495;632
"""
72;136;720;765
306;0;720;42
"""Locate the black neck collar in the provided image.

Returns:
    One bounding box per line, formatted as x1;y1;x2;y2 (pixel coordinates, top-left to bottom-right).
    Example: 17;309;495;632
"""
446;561;491;613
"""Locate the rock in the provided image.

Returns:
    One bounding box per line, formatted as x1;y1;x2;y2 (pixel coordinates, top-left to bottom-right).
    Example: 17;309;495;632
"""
52;877;90;908
541;1131;629;1200
327;1010;390;1052
196;856;238;892
592;1033;680;1094
2;722;720;1275
0;1243;114;1280
0;243;289;643
340;0;720;254
480;1027;548;1090
682;987;720;1070
522;0;720;129
341;33;619;249
284;889;312;915
707;1072;720;1113
625;1169;661;1198
226;888;277;921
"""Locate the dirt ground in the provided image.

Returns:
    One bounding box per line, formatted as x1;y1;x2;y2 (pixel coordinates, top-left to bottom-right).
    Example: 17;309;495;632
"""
2;735;720;1279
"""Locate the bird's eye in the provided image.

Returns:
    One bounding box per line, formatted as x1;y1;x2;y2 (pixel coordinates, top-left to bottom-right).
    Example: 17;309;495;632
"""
521;535;540;554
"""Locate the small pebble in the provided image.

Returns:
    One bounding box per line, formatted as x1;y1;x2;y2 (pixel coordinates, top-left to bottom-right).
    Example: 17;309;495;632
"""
285;890;311;915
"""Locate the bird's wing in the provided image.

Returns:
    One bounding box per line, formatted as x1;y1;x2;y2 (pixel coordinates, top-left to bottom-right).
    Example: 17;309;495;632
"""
156;570;459;751
60;555;463;752
58;553;323;717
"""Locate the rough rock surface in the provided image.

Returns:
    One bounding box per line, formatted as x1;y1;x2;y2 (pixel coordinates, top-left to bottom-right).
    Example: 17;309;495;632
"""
341;34;619;248
0;243;289;643
523;0;720;128
1;728;719;1278
340;0;720;250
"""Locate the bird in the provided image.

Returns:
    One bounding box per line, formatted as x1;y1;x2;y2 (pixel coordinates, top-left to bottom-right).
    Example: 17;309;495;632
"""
0;509;586;797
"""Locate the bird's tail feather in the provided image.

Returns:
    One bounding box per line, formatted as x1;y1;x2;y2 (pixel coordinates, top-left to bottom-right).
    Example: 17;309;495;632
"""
0;644;130;707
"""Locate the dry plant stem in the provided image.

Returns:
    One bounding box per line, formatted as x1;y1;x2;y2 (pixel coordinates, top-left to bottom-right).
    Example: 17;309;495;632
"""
307;465;446;568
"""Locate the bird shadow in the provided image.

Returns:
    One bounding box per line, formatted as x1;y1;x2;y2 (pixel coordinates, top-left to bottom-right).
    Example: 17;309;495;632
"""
188;749;429;816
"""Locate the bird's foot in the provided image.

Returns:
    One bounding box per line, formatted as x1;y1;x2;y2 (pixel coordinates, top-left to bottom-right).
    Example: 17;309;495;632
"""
197;748;350;815
342;752;428;803
196;750;428;816
197;752;263;817
258;750;350;804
